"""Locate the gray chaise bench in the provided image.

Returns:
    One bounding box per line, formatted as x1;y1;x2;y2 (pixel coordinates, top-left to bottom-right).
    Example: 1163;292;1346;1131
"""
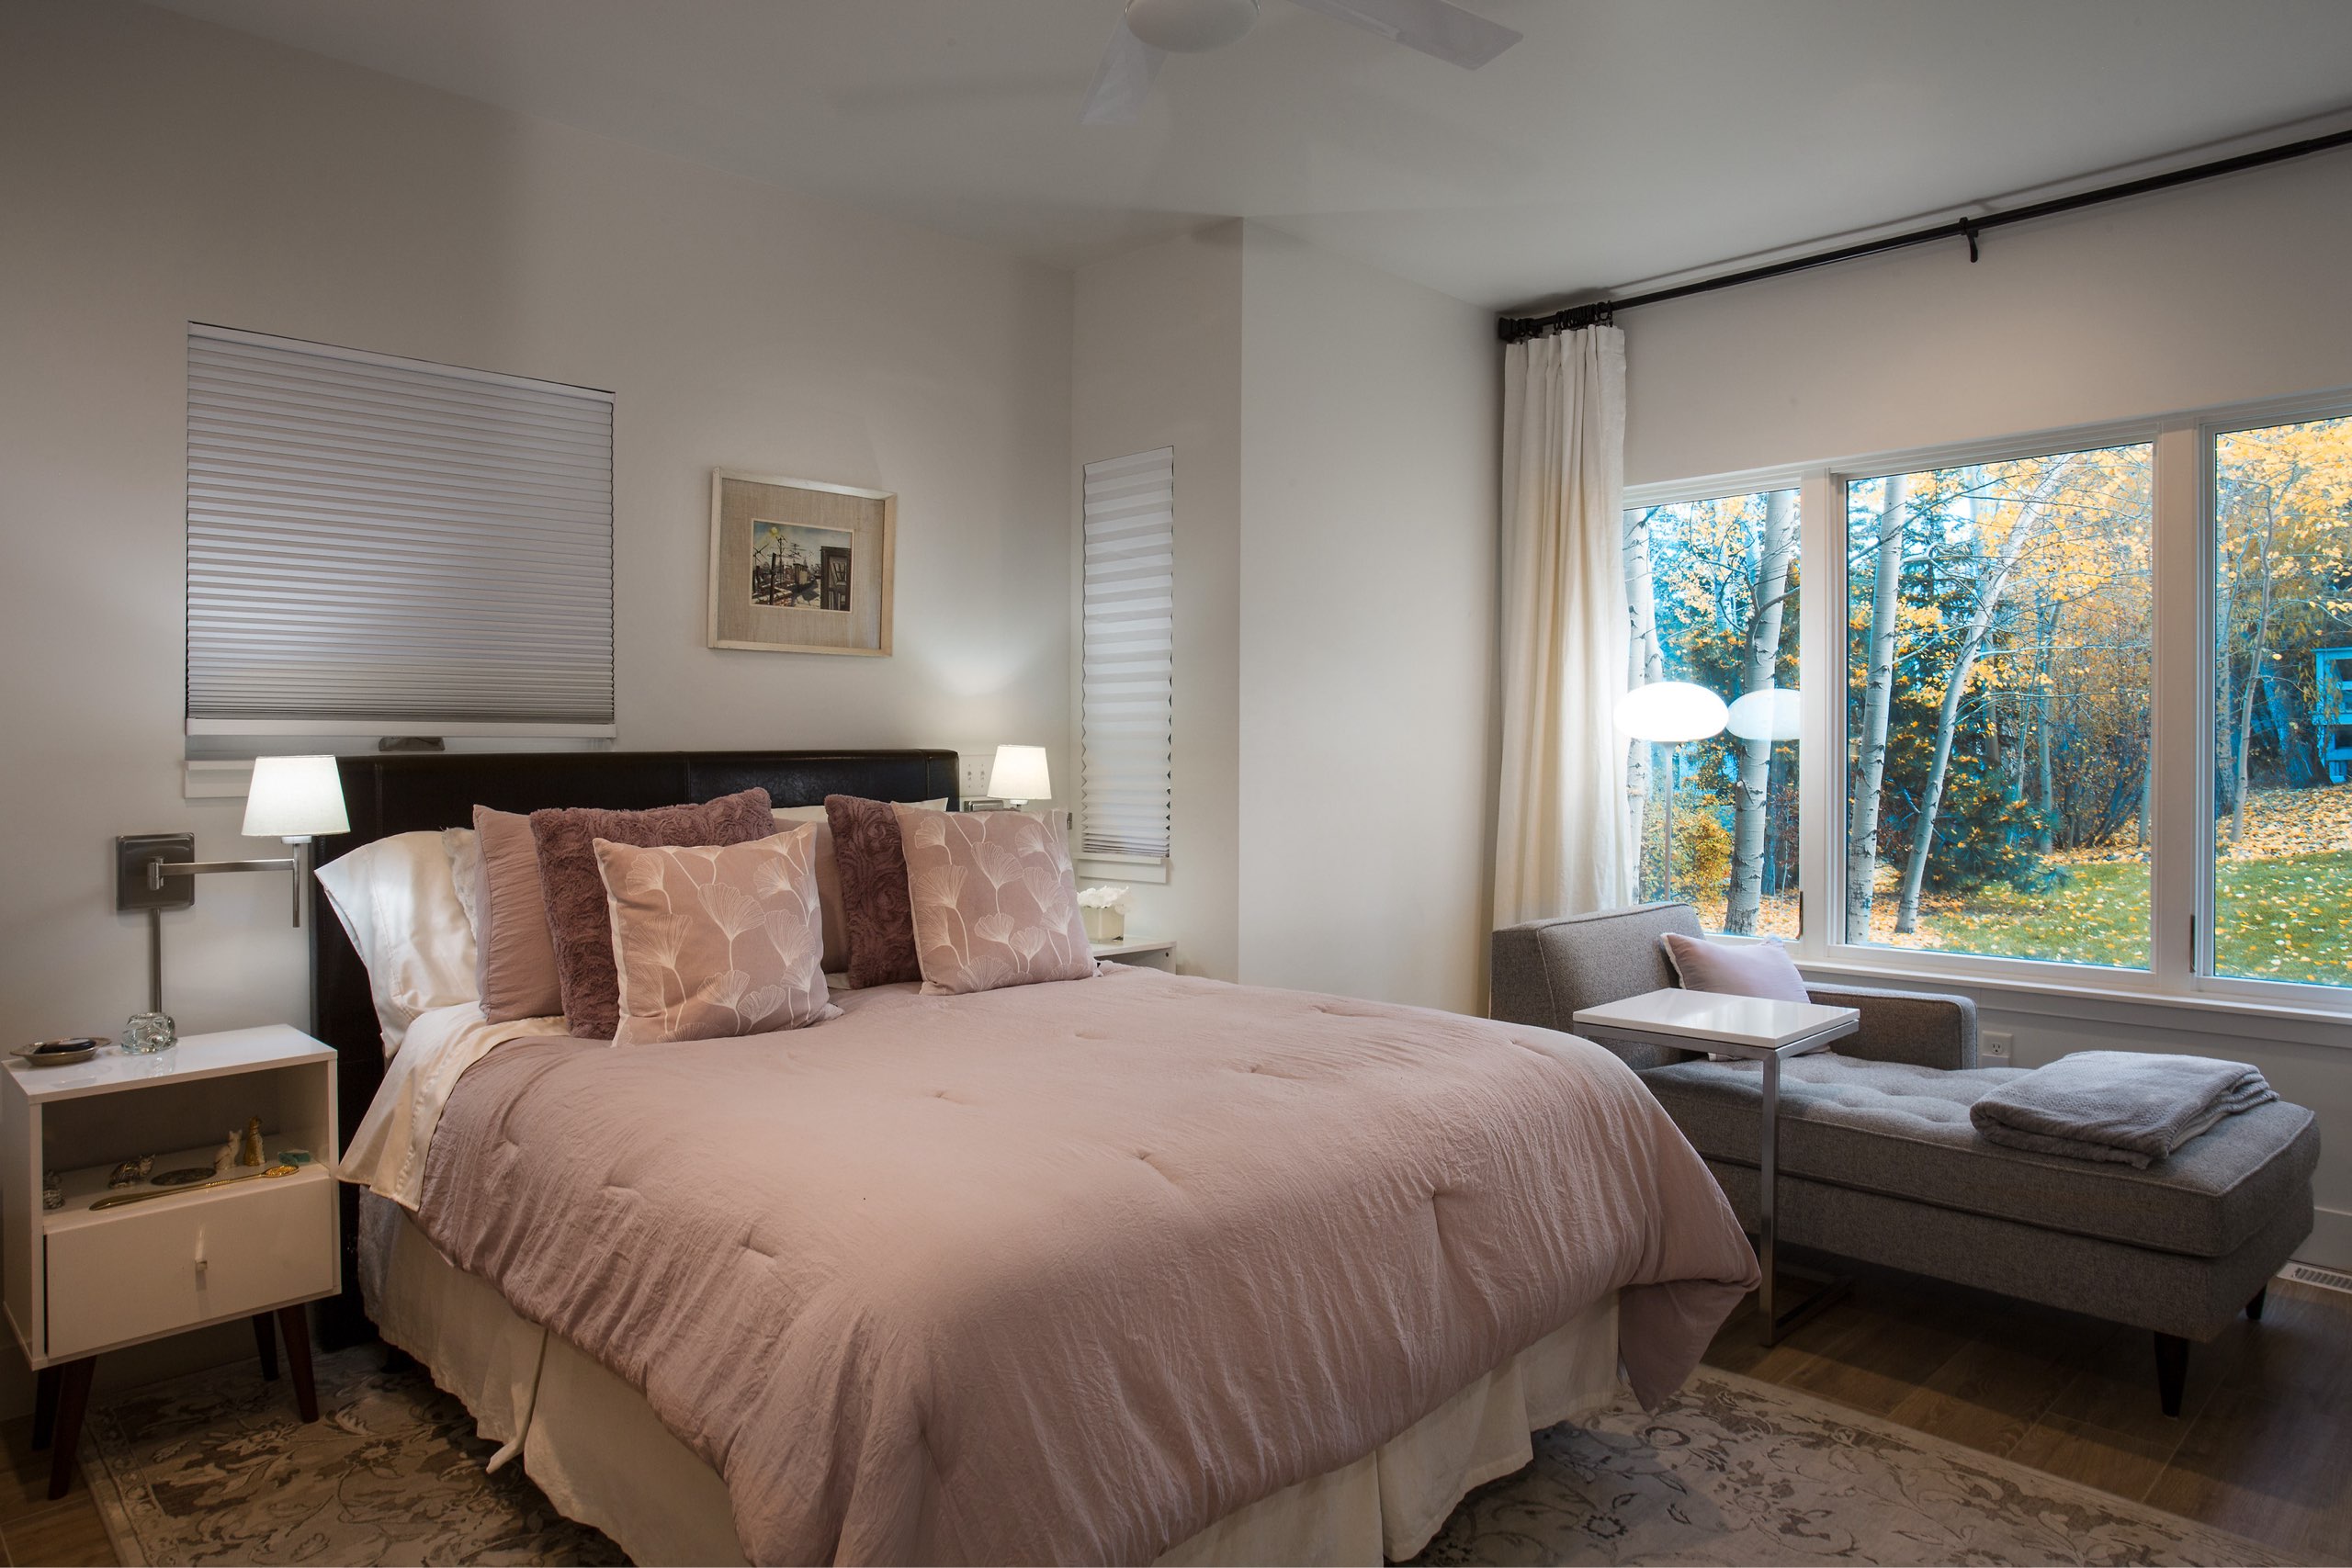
1491;902;2321;1415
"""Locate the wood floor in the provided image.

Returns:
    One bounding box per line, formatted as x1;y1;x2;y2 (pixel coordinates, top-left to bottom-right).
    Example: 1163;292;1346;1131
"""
1704;1259;2352;1562
0;1413;113;1566
2;1267;2343;1568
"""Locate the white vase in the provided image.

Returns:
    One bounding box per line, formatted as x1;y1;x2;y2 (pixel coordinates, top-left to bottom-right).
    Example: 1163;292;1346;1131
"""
1082;906;1125;942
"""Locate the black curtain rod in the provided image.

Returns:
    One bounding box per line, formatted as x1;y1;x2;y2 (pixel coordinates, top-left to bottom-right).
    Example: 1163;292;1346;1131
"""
1497;122;2352;344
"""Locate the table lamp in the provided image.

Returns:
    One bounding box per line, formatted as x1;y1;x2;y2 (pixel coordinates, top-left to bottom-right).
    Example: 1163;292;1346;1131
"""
1615;682;1727;903
988;745;1052;808
116;754;349;1016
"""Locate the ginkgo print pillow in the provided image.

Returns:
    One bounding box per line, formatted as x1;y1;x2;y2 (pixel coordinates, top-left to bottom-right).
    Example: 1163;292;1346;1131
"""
594;828;837;1044
892;806;1098;996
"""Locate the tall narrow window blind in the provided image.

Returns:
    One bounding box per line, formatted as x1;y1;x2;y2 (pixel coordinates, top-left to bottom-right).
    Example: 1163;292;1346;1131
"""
185;323;616;736
1080;447;1175;862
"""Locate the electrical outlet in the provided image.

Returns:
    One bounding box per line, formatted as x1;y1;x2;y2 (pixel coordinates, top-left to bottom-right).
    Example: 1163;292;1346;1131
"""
1980;1029;2013;1062
959;754;994;799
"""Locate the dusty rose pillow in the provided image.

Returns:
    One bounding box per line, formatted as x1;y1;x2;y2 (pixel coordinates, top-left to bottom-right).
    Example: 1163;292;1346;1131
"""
825;795;923;988
530;788;775;1038
1660;931;1811;1004
594;829;833;1044
894;806;1096;996
473;806;564;1022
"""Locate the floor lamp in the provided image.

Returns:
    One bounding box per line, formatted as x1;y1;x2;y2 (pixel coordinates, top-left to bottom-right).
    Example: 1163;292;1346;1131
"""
1615;681;1728;902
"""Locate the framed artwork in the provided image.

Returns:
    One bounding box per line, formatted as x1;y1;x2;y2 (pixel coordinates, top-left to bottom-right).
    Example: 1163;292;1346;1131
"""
707;469;895;656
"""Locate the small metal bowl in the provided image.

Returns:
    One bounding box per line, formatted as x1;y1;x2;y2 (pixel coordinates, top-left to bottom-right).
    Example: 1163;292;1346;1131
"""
17;1038;104;1066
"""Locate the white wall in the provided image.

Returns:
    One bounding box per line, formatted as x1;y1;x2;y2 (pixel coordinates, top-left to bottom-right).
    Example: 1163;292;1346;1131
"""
1237;226;1498;1013
1069;223;1498;1013
1624;155;2352;484
0;0;1073;1053
1070;224;1246;982
1618;155;2352;1269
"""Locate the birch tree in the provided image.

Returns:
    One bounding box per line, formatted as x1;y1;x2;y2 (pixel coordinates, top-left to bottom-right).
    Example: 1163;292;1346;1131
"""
1892;461;2069;933
1845;472;1910;937
2227;474;2287;846
1724;489;1796;934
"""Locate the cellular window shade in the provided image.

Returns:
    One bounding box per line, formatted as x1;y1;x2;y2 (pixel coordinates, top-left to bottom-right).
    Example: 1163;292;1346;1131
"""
185;323;616;735
1080;447;1174;861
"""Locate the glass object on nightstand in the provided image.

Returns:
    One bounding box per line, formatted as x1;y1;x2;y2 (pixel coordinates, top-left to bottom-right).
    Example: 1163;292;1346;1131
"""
120;1012;177;1055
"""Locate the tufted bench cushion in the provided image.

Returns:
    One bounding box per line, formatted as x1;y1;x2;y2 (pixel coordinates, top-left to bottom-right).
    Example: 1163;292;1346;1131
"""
1641;1054;2320;1259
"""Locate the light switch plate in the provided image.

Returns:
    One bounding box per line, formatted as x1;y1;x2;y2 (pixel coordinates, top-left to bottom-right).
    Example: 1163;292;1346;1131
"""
959;754;994;798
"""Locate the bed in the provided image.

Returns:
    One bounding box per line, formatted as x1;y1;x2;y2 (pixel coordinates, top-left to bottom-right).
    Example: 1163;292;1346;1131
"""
313;750;1758;1566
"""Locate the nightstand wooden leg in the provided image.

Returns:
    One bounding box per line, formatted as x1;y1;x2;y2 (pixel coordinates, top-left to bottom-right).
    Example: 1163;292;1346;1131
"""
46;1357;96;1500
277;1304;319;1423
30;1365;60;1450
252;1313;279;1381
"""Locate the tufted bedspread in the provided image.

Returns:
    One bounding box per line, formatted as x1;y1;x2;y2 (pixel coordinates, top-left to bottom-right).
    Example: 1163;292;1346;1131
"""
414;965;1758;1565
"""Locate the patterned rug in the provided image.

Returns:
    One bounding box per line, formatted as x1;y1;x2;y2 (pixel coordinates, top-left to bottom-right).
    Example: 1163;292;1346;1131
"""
78;1349;2296;1567
81;1347;622;1566
1413;1370;2302;1567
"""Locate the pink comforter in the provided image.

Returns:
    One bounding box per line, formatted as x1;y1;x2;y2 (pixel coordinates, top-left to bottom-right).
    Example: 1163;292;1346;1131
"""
416;967;1756;1564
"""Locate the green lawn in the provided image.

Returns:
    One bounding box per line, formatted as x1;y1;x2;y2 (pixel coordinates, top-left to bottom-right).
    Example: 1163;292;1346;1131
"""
1909;851;2352;986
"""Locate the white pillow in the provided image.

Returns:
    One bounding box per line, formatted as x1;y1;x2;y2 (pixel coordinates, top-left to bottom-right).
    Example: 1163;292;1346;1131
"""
443;827;482;940
315;831;480;1056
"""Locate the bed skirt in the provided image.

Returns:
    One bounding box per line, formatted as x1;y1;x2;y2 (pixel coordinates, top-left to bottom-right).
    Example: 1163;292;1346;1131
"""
359;1192;1621;1566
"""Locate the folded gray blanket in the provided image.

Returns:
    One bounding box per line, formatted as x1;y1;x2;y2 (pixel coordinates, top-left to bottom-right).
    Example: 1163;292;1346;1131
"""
1969;1050;2276;1168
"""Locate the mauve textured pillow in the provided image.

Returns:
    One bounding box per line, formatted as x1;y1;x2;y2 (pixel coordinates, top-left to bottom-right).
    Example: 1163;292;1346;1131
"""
594;829;833;1044
824;795;924;988
894;805;1096;996
531;788;775;1038
473;806;565;1022
1660;931;1812;1004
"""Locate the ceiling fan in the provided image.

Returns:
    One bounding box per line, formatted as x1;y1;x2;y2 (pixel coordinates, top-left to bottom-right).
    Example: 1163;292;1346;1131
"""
1081;0;1521;123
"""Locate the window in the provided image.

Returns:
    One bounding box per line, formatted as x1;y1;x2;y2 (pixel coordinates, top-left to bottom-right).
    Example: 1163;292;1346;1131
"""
1842;446;2153;969
2211;413;2352;986
1622;489;1800;934
185;323;614;738
1078;447;1174;868
1639;394;2352;1006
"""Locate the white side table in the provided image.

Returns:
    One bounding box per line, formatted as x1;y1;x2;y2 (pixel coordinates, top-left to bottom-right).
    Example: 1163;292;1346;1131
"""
1091;936;1176;970
1572;988;1859;1346
2;1025;340;1497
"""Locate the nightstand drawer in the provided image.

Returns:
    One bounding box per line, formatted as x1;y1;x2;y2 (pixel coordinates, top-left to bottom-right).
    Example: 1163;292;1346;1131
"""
44;1170;335;1359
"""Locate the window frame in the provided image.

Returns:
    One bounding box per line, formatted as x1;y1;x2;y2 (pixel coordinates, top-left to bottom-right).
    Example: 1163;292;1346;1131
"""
1639;388;2352;1023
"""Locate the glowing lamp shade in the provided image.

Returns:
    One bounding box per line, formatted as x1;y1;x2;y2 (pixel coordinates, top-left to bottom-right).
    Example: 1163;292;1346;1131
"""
243;754;349;842
1725;688;1803;743
988;744;1052;805
1614;682;1728;744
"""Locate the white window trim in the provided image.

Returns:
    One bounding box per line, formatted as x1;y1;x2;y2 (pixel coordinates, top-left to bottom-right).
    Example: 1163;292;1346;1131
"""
1639;388;2352;1031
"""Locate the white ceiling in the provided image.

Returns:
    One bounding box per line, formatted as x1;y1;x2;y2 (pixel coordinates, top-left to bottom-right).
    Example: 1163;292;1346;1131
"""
155;0;2352;310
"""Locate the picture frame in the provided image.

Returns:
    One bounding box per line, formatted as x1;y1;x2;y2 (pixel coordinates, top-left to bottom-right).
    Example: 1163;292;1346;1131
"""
707;469;896;656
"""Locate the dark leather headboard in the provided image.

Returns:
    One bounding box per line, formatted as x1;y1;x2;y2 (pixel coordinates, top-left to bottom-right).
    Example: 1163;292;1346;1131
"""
308;748;956;1341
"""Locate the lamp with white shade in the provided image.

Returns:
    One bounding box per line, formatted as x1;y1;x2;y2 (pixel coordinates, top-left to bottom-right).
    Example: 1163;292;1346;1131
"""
988;744;1052;808
1615;682;1729;904
116;754;349;1018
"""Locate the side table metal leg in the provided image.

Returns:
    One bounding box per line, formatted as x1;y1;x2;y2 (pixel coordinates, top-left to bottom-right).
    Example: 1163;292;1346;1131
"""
1759;1051;1779;1343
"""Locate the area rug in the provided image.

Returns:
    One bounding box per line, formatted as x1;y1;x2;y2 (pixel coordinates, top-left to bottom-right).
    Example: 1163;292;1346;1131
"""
80;1346;623;1566
1412;1368;2303;1567
78;1349;2298;1567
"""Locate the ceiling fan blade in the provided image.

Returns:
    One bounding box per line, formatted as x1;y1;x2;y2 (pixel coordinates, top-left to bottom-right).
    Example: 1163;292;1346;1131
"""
1080;23;1167;123
1283;0;1521;69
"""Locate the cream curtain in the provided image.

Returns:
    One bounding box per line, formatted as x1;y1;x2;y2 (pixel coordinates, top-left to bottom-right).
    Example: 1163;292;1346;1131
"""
1493;326;1635;925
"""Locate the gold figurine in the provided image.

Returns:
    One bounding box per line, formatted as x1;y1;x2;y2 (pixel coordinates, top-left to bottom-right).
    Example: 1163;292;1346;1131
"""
238;1117;266;1168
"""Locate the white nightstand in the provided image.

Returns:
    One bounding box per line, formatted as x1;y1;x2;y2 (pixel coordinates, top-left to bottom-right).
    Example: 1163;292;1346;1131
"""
2;1025;340;1498
1091;936;1176;970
